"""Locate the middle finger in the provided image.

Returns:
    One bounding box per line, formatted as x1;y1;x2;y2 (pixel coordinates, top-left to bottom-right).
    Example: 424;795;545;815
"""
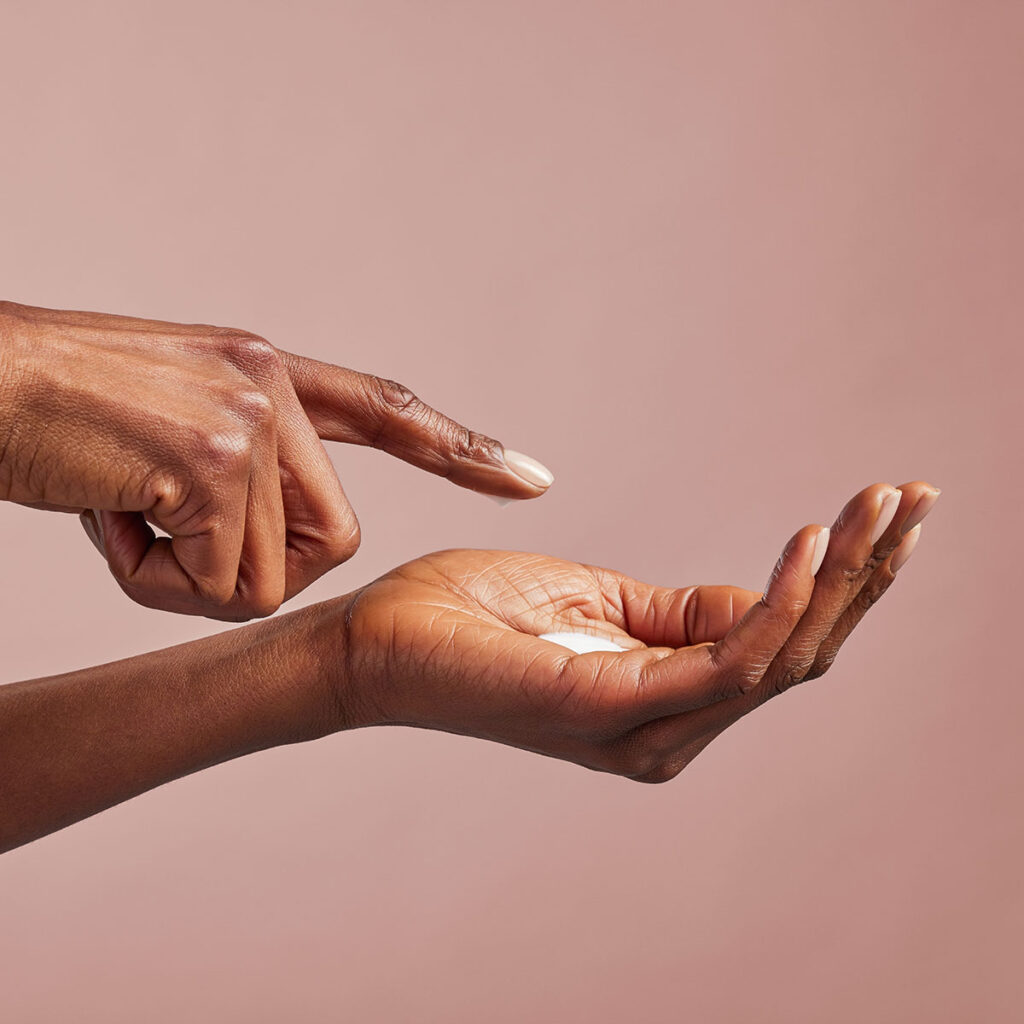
753;482;907;699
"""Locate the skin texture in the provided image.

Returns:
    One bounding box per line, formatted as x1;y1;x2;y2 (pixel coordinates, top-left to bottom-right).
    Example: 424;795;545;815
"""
0;480;938;852
0;300;551;620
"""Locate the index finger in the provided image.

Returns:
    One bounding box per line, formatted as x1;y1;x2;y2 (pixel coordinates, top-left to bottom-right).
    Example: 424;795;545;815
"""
278;350;553;498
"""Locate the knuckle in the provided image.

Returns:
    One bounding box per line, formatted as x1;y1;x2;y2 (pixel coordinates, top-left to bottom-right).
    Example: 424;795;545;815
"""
777;593;810;622
323;513;361;565
332;521;362;563
237;591;283;620
712;661;761;701
232;565;285;619
197;425;252;472
219;331;281;374
771;665;807;696
374;377;419;413
839;552;886;585
766;649;819;696
193;571;237;607
758;595;806;633
739;658;769;692
838;564;865;585
139;470;179;509
804;650;836;681
366;378;424;449
451;428;500;464
857;576;892;611
229;387;275;428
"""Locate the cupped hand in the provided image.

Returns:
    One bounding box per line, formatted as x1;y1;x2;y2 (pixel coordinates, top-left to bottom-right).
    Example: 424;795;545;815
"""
337;482;938;780
0;301;552;619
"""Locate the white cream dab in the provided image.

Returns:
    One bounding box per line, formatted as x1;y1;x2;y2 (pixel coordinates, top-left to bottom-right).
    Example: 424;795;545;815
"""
537;632;627;654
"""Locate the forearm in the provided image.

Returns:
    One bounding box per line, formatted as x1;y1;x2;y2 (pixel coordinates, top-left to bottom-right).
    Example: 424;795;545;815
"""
0;597;352;854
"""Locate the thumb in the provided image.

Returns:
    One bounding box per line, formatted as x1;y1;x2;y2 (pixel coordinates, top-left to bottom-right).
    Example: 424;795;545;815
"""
279;351;553;499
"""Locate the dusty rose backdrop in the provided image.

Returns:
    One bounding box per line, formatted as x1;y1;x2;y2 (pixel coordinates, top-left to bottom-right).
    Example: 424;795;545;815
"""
1;2;1021;1020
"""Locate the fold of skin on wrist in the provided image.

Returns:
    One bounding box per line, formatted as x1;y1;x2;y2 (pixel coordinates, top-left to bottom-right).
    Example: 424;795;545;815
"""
0;595;356;854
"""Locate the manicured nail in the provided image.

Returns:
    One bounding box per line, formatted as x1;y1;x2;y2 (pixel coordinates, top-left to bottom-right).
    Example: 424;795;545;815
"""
901;488;940;535
79;510;104;555
870;489;902;545
811;527;830;576
502;449;554;488
891;524;921;573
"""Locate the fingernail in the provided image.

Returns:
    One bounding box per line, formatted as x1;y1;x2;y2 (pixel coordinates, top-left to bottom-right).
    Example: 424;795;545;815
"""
891;524;921;573
870;488;902;545
502;449;554;488
901;488;940;535
79;510;105;555
811;527;830;576
487;495;515;507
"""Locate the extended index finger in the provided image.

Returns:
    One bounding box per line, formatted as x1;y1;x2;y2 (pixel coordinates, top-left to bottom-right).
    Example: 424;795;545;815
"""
278;350;553;498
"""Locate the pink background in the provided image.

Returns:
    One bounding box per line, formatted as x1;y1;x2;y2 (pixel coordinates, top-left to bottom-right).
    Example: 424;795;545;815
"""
1;2;1021;1020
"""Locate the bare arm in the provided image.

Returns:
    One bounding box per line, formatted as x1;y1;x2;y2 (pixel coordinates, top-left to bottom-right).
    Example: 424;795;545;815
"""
0;299;553;621
0;480;938;854
0;601;347;853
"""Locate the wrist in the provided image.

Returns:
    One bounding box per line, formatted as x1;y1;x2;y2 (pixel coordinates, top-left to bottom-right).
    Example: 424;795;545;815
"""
299;590;384;738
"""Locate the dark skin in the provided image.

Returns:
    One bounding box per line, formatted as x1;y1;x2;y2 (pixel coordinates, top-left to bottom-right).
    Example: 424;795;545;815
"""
0;300;553;619
0;299;939;852
0;478;937;852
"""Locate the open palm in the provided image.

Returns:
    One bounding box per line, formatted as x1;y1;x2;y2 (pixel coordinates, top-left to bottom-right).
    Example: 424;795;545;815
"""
341;481;937;781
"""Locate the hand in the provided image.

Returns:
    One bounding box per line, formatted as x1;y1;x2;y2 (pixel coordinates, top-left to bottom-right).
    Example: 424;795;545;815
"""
336;482;939;780
0;480;938;852
0;300;553;619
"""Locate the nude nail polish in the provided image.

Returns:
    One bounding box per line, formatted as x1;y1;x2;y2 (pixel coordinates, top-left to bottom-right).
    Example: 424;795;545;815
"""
870;489;902;545
891;524;921;573
901;488;940;535
502;449;554;488
811;527;830;576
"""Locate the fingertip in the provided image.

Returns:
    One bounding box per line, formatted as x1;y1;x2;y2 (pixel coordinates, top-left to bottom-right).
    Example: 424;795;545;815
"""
896;479;941;496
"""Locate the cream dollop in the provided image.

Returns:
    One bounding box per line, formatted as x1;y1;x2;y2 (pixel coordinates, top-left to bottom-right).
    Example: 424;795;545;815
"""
537;632;627;654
